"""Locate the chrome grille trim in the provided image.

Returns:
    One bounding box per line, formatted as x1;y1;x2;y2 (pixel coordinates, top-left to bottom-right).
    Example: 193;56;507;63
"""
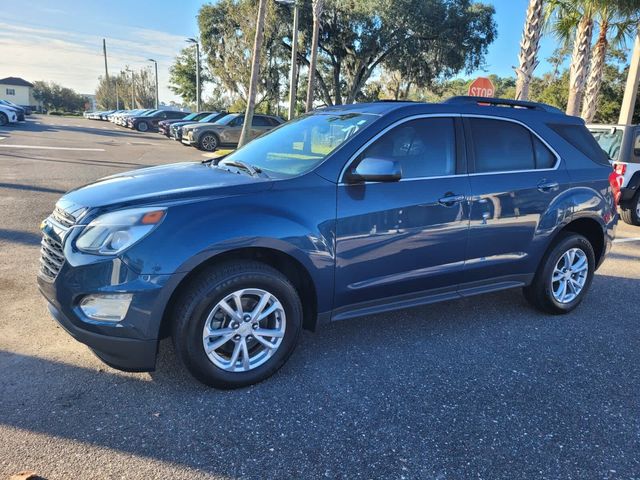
52;207;76;228
39;207;77;281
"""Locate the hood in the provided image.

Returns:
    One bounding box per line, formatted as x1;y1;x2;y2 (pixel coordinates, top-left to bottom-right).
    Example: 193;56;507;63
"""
172;120;200;129
59;162;271;210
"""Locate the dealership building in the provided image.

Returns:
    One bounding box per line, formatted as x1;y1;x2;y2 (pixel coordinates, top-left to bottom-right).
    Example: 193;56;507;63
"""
0;77;41;110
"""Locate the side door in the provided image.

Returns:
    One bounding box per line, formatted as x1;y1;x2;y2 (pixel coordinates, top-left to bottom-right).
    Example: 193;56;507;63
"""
462;116;571;287
334;116;471;313
222;115;244;144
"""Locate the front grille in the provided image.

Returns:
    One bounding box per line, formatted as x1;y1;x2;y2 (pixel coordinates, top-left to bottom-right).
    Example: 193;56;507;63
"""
39;234;65;281
39;207;77;281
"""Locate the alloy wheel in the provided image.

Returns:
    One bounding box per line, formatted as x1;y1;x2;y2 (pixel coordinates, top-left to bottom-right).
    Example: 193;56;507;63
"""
202;288;286;372
551;247;588;304
201;134;217;151
138;122;148;132
0;113;7;126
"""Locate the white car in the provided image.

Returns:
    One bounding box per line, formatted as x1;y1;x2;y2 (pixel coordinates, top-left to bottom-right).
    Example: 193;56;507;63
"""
0;104;18;126
588;123;640;225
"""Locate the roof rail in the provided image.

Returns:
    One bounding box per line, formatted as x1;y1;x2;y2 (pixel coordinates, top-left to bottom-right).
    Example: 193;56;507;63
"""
444;96;563;114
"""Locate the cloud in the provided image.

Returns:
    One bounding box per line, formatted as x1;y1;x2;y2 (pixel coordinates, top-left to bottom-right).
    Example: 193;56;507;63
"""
0;21;184;103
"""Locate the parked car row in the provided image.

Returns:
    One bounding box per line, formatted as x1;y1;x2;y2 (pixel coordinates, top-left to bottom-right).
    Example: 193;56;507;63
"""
0;99;30;126
86;108;190;132
161;111;285;152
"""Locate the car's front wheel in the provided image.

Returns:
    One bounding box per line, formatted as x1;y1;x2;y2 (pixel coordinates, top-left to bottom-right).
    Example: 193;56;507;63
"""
199;133;218;151
619;192;640;226
524;232;595;314
137;121;149;132
172;261;302;388
0;113;8;126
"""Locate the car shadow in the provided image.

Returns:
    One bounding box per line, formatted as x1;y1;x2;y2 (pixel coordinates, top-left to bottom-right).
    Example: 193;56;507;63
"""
2;273;640;478
0;228;42;246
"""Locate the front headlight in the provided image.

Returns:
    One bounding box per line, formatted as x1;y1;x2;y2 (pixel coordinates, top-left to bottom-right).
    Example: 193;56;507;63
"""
75;207;166;255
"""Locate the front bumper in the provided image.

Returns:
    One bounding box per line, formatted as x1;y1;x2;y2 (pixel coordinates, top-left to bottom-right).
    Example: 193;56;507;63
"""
38;255;183;372
182;131;196;145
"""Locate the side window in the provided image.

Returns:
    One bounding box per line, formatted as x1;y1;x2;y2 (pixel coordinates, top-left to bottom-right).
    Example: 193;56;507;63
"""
533;136;557;169
549;123;610;165
230;116;244;127
252;116;270;127
360;117;456;179
634;131;640;158
468;118;536;172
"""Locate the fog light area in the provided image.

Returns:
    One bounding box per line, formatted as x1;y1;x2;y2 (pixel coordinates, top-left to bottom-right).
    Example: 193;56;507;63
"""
79;293;133;322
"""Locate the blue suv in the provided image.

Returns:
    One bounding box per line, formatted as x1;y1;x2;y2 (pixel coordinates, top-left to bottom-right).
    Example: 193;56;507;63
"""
38;97;618;388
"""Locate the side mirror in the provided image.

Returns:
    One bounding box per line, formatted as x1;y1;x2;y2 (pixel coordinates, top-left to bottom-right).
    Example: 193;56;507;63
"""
345;157;402;183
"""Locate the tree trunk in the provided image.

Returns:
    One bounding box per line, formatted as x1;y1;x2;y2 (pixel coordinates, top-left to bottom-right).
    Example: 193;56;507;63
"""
239;0;268;147
581;21;609;122
305;0;323;112
566;15;594;116
515;0;544;100
619;24;640;125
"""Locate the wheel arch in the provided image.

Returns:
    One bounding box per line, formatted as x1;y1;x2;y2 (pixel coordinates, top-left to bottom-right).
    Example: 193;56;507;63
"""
553;216;606;268
159;246;320;339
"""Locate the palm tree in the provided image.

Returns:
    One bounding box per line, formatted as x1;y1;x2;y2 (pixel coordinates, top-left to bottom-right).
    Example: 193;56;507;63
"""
581;1;640;121
305;0;324;112
546;0;598;116
515;0;545;100
239;0;268;147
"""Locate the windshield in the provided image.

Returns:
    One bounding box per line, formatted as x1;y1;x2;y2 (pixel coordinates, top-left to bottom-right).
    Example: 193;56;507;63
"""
199;113;224;123
589;128;624;160
182;112;198;121
222;112;378;177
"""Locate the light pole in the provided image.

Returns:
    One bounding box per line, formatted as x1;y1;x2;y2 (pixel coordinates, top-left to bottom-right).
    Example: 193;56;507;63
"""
148;58;159;109
276;0;299;120
186;38;201;111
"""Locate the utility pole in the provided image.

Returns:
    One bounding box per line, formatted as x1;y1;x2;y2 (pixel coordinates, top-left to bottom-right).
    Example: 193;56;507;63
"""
116;81;119;110
186;38;201;111
130;69;135;108
103;38;110;108
619;25;640;125
148;59;159;109
305;0;323;112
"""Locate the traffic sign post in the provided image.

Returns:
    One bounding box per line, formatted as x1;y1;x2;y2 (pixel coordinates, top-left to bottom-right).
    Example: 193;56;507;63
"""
468;77;495;98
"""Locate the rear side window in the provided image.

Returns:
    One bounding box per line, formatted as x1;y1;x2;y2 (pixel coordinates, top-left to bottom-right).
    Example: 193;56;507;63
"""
252;116;271;126
549;123;610;165
533;136;556;169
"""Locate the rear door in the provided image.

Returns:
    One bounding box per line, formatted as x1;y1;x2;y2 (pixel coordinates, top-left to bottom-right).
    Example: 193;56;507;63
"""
222;115;244;144
462;116;571;286
250;115;274;139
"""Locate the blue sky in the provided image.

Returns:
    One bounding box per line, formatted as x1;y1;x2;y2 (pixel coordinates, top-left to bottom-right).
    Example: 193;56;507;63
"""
0;1;561;103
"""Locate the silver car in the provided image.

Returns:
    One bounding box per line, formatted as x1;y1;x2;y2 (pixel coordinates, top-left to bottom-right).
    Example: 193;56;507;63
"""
181;113;284;151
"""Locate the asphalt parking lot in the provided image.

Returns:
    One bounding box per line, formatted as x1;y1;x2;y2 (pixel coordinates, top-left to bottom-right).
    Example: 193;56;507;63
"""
1;114;639;480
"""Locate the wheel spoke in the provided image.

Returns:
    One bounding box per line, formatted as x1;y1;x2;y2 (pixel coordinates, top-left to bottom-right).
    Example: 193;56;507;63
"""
254;327;285;339
251;292;272;321
253;334;278;349
229;340;242;368
552;268;564;282
258;301;281;321
232;292;244;315
218;300;241;321
240;338;250;370
556;279;567;301
205;333;234;352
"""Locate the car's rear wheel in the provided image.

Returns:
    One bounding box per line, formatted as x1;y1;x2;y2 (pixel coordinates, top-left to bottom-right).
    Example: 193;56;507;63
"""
199;133;218;151
0;113;8;126
137;122;149;132
523;232;595;314
172;261;302;388
619;192;640;226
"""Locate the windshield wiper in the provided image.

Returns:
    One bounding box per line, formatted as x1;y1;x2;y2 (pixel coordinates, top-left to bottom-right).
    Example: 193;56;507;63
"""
219;159;262;177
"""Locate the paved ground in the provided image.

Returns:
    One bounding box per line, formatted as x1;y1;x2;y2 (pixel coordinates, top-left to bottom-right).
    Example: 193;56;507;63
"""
1;115;639;480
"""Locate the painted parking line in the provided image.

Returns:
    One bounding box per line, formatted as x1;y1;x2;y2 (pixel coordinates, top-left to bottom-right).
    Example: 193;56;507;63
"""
0;144;105;152
0;137;5;141
613;237;640;244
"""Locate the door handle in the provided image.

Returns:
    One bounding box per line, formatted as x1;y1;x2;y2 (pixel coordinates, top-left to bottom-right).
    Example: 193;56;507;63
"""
438;193;466;206
537;180;559;192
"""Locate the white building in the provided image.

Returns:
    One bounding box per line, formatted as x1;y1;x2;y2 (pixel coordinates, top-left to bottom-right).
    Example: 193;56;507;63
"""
0;77;41;109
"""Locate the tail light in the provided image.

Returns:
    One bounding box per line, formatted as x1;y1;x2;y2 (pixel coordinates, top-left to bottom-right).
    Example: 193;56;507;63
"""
609;170;623;206
613;162;626;175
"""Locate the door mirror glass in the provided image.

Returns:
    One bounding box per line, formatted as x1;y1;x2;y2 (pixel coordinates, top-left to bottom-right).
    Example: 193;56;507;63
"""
345;157;402;183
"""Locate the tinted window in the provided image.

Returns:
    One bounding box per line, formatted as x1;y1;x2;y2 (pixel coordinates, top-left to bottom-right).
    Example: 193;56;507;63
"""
252;116;271;127
550;123;610;165
361;118;456;178
533;136;557;169
469;118;535;172
167;111;186;119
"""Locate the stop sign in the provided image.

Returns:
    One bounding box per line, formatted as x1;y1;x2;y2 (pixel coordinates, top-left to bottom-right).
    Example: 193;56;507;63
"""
468;77;495;98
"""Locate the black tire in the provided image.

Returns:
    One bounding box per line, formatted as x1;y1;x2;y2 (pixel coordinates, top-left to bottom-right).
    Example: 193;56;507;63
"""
198;133;219;151
137;121;149;132
619;192;640;226
172;261;303;388
0;112;7;126
523;232;595;314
